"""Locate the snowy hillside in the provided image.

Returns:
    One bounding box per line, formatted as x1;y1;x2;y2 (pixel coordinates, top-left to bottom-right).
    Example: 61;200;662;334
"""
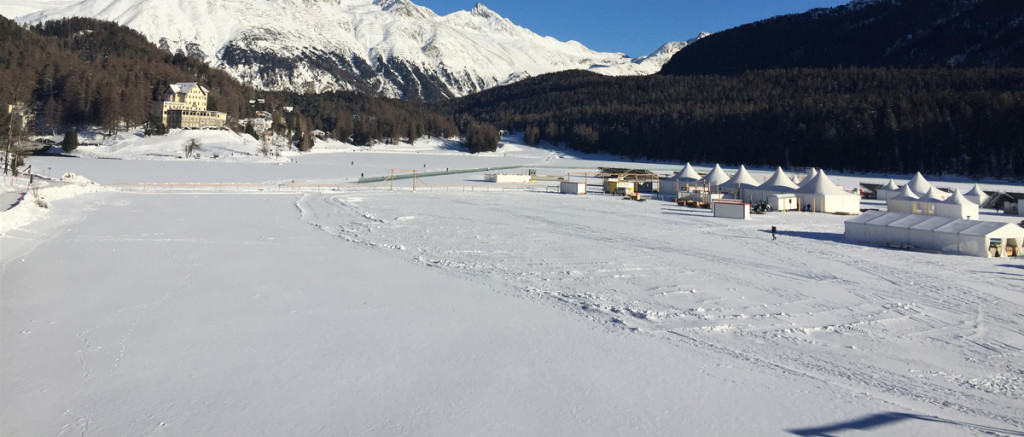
0;0;76;18
16;0;694;99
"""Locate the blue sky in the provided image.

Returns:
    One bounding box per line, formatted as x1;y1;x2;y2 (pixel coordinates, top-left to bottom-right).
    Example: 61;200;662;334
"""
418;0;851;57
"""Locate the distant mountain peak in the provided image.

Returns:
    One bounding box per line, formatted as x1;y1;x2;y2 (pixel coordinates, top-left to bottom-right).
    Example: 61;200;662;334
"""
376;0;435;18
19;0;681;99
471;2;499;18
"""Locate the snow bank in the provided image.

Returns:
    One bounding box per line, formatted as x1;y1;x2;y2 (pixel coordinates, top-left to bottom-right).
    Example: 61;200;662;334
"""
0;174;104;236
66;128;287;162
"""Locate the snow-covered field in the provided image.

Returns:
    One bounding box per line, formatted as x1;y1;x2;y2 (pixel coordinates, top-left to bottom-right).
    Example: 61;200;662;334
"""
3;135;1023;435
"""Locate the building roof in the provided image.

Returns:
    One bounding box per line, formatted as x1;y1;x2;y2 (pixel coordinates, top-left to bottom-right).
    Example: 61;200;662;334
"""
879;179;900;191
699;164;731;187
851;212;1024;237
169;82;207;95
907;172;933;196
724;164;761;187
866;211;910;226
845;210;888;224
909;215;955;232
959;221;1024;237
888;213;938;230
596;168;656;179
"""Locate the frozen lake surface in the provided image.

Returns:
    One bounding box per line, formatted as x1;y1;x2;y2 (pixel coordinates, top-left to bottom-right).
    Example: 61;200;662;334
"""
3;134;1023;435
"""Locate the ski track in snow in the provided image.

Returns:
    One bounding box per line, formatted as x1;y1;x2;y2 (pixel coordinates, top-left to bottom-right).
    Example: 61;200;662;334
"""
297;190;1024;431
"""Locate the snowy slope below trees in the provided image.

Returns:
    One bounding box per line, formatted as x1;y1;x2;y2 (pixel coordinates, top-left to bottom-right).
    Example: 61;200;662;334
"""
15;0;695;99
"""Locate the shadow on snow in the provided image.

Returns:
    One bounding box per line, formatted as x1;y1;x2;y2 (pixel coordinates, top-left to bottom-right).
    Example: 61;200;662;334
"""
787;412;1024;436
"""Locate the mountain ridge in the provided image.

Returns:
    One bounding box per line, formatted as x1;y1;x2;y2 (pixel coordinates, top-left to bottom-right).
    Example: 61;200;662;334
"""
14;0;692;100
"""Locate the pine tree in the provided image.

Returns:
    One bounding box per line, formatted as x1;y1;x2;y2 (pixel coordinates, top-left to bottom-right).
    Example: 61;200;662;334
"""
61;129;78;153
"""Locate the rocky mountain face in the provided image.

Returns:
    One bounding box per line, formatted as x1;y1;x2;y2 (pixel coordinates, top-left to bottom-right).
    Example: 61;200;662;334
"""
17;0;691;100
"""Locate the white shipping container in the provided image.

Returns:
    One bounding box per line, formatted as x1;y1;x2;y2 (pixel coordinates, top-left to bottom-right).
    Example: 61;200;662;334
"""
560;181;586;195
484;174;532;184
713;200;750;220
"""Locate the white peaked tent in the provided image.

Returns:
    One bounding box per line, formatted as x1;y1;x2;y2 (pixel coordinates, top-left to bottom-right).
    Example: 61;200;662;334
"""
658;162;701;195
888;185;975;219
722;165;760;197
746;167;799;202
699;164;732;189
906;172;933;197
677;163;701;181
887;186;921;214
875;179;902;200
922;186;950;202
794;170;860;214
965;184;989;207
797;168;819;188
762;167;800;190
724;165;760;187
936;189;979;220
844;211;1024;257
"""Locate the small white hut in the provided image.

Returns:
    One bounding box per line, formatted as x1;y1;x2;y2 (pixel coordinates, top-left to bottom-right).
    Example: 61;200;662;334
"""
560;181;586;195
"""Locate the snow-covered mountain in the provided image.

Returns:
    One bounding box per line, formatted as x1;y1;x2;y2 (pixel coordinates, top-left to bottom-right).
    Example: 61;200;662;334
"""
15;0;695;99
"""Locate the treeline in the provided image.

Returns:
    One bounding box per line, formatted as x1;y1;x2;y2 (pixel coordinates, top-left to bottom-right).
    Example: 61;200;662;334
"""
450;68;1024;178
0;17;248;134
264;90;459;146
0;17;468;149
660;0;1024;76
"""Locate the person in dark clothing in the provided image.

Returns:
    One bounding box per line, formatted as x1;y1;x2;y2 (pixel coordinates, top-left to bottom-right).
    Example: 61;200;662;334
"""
771;226;777;240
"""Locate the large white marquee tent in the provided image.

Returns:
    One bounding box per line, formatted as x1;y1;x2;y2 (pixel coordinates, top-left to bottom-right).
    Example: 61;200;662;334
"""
845;211;1024;257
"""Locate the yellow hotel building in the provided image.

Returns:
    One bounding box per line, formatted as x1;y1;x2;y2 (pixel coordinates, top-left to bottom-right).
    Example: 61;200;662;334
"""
153;82;227;129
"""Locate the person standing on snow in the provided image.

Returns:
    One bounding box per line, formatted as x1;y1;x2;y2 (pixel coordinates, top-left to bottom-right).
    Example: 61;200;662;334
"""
771;226;777;240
